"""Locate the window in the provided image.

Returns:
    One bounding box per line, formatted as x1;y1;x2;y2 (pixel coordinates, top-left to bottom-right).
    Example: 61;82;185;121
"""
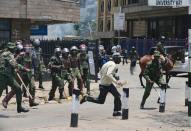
128;0;139;4
108;0;111;12
99;20;103;32
107;19;111;31
0;19;11;42
0;19;10;30
122;0;127;6
101;1;104;13
114;0;118;6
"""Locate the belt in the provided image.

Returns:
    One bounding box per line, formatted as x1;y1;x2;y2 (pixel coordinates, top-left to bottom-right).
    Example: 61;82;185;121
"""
99;84;112;87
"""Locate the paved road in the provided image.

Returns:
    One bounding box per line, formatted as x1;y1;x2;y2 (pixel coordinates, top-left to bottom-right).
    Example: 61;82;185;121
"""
0;63;190;131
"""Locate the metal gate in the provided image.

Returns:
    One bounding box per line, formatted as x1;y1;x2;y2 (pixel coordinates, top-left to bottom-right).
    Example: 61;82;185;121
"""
39;39;99;81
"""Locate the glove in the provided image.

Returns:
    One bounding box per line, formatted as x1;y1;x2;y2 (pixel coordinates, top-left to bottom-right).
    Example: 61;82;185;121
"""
116;81;122;87
14;68;19;73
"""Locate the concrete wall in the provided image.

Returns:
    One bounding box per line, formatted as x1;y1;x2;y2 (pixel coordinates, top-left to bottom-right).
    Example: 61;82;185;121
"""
0;0;80;23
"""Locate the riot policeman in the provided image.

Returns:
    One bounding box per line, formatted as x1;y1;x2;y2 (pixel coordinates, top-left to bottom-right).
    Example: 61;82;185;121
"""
70;46;83;91
32;39;44;89
61;48;74;96
48;47;66;100
0;42;30;113
79;44;90;95
156;36;166;56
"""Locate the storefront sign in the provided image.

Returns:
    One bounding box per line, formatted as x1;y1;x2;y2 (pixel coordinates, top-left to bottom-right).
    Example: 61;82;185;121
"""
114;13;125;30
148;0;189;7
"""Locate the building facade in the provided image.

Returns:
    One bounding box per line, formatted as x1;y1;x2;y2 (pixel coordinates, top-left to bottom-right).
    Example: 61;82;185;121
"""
0;0;80;42
96;0;188;47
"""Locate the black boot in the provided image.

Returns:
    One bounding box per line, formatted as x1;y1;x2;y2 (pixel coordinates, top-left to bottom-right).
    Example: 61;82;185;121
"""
113;111;121;116
39;85;44;89
17;104;29;113
140;104;144;109
80;96;87;104
59;93;67;99
68;87;73;96
48;96;54;101
29;100;39;107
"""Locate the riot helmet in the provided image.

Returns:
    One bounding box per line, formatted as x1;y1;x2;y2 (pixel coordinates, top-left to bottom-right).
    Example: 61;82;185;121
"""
54;47;61;54
70;46;78;51
62;48;69;54
62;48;69;57
70;46;78;55
15;40;23;45
132;46;135;50
24;44;33;54
160;36;166;43
79;44;87;53
33;39;40;47
16;44;24;51
112;52;122;64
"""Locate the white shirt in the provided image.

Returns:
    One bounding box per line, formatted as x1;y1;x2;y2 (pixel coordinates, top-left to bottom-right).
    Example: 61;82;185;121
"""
100;61;118;85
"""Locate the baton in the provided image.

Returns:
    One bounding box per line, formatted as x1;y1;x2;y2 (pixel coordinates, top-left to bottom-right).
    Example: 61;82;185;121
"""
16;73;33;100
63;80;68;98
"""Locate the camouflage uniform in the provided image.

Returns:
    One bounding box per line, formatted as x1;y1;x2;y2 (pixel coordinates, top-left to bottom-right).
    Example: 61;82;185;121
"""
17;45;39;106
0;42;29;113
156;36;166;56
140;51;165;108
48;48;66;100
79;52;90;95
61;48;74;96
129;48;138;74
70;46;83;91
32;39;44;89
156;42;165;55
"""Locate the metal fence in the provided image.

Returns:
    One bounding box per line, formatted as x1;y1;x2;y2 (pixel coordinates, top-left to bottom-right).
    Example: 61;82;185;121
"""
121;38;188;57
39;39;99;81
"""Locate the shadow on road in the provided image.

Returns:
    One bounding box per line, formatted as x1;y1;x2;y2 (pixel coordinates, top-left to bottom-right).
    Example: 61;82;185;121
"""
142;107;157;110
148;111;188;127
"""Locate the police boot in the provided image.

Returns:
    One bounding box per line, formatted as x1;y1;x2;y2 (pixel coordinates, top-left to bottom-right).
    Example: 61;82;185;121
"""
17;104;29;113
86;81;90;95
59;88;67;99
29;97;39;107
59;92;67;99
48;95;54;101
29;101;39;107
2;90;16;108
140;104;144;109
39;85;44;89
68;87;73;96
